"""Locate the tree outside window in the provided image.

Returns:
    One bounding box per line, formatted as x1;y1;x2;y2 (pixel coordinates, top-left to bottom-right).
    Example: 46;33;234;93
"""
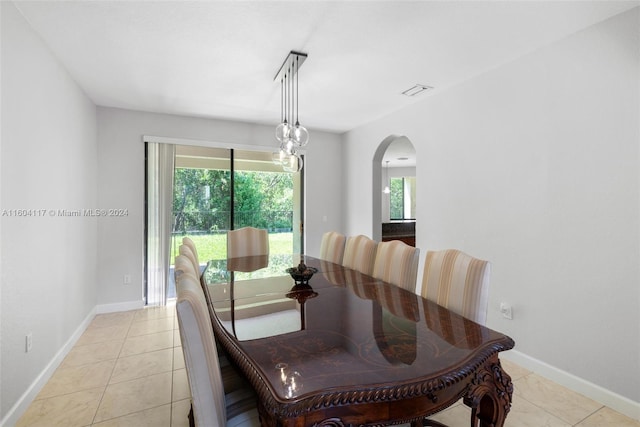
390;178;404;220
389;177;416;220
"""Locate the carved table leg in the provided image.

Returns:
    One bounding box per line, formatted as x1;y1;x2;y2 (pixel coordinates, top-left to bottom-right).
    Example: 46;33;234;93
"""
463;355;513;427
257;400;277;427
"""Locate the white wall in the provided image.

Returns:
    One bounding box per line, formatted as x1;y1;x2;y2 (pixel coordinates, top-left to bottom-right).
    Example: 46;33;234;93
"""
0;2;98;423
96;107;343;306
343;6;639;412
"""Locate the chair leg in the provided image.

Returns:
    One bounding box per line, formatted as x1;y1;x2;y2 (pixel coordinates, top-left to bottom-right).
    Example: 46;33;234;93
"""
188;403;195;427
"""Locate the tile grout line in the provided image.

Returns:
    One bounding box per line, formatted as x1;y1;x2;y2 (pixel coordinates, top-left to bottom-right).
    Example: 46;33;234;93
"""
90;308;173;426
512;373;612;426
89;311;135;426
511;388;574;427
571;405;606;426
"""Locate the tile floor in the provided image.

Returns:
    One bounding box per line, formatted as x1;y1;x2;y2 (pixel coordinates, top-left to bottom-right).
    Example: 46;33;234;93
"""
16;305;640;427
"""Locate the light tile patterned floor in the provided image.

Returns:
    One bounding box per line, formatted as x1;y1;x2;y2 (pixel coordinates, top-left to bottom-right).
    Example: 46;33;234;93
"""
16;305;640;427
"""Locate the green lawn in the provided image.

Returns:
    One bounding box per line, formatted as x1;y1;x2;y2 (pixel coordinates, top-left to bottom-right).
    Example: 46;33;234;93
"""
170;232;293;265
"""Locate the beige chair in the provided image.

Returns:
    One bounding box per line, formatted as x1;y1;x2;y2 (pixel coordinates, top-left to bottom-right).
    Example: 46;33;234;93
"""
179;244;200;276
175;272;260;426
420;249;491;325
175;254;198;279
182;236;200;265
175;254;247;397
372;240;420;292
227;227;269;259
319;231;346;264
342;235;378;276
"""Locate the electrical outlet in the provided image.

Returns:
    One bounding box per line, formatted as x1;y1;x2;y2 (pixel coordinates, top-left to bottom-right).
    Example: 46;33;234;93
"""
26;333;33;352
500;302;513;320
123;274;131;285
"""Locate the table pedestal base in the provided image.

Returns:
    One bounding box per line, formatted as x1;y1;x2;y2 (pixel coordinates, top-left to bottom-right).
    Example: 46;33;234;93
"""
464;355;514;427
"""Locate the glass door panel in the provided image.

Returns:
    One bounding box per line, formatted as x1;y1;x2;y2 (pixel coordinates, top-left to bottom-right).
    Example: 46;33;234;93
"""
167;145;303;300
170;146;231;298
234;150;301;255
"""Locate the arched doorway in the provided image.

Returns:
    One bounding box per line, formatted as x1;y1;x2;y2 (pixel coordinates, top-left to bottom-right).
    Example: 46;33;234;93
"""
372;135;416;242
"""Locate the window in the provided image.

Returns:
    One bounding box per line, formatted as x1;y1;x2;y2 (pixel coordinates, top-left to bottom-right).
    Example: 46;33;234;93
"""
146;143;304;304
389;177;416;220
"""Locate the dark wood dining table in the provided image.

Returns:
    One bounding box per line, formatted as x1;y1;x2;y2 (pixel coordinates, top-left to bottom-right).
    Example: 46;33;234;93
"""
202;254;515;427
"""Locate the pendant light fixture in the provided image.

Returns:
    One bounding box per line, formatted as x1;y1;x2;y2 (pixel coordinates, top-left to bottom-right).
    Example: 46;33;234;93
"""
383;161;391;194
273;51;308;173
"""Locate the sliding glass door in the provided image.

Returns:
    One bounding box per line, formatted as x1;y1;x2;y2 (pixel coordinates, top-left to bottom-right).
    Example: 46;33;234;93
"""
165;145;303;299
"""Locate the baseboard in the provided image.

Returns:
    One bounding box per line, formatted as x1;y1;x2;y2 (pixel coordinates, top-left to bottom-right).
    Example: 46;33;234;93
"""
1;300;144;426
501;350;640;421
96;299;144;314
0;307;97;427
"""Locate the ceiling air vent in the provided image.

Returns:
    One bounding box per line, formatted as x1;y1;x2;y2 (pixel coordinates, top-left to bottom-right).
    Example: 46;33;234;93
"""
401;84;433;97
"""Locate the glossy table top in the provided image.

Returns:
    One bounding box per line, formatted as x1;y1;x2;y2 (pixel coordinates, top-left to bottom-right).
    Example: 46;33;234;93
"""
204;255;514;407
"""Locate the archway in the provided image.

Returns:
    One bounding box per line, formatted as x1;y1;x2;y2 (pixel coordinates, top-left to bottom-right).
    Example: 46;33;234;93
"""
372;135;416;242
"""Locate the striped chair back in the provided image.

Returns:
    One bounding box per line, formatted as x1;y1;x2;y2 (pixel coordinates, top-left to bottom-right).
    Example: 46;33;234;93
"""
319;231;346;264
179;244;200;276
342;235;378;276
420;249;491;325
182;236;199;265
372;240;420;292
227;227;269;259
175;254;198;279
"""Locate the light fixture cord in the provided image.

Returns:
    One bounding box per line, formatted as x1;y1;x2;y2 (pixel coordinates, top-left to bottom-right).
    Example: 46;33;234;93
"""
289;63;294;126
386;161;389;183
295;56;300;124
285;71;289;124
280;74;284;123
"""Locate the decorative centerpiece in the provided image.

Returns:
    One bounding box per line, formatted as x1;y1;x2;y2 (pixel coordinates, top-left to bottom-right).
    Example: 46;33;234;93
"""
286;261;317;285
286;283;318;304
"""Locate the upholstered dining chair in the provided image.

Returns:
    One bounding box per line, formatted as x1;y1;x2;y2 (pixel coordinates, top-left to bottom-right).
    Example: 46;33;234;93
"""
420;249;491;325
342;235;378;276
175;254;198;279
175;272;260;427
227;227;269;259
182;236;200;265
414;249;491;427
319;231;346;264
175;254;248;398
179;244;200;277
372;240;420;292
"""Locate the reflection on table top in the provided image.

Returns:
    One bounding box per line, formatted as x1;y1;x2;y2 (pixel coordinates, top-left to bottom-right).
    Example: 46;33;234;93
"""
202;255;514;409
203;254;354;303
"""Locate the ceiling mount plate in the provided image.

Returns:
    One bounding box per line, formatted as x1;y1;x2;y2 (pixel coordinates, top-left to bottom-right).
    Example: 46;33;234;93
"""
274;51;308;81
401;84;433;97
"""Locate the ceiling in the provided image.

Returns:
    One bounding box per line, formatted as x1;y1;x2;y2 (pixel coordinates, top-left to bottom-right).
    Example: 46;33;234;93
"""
14;1;638;138
383;136;417;167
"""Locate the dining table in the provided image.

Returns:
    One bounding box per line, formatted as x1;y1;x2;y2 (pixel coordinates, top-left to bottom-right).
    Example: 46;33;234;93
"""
202;254;515;427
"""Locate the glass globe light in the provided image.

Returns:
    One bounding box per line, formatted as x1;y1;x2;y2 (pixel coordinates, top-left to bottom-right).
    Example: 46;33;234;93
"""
292;121;309;146
283;153;303;173
272;150;286;165
280;139;296;156
275;121;291;143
